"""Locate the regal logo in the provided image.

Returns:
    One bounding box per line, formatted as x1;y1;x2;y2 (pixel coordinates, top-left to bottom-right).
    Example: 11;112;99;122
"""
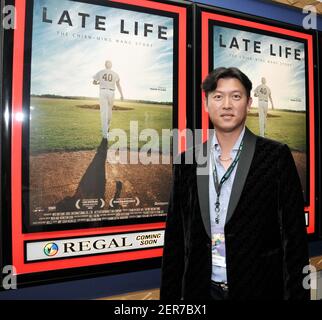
43;243;59;257
26;230;165;262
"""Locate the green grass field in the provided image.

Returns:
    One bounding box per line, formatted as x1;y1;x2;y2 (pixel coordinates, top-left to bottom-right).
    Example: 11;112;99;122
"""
30;98;306;154
246;109;306;152
30;97;172;154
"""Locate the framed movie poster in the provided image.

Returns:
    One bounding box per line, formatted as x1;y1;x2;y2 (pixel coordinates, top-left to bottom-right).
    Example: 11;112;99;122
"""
196;5;318;236
5;0;190;286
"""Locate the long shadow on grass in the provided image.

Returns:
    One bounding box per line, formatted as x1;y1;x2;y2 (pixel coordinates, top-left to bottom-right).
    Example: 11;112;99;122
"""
56;138;123;212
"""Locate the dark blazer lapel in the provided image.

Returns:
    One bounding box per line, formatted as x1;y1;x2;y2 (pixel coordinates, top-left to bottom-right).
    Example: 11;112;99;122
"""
225;127;257;225
196;140;212;239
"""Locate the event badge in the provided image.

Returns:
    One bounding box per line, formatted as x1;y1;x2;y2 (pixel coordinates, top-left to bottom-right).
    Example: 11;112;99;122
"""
212;233;226;268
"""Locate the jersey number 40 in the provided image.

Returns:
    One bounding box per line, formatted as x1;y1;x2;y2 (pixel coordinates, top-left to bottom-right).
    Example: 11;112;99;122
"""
103;73;113;82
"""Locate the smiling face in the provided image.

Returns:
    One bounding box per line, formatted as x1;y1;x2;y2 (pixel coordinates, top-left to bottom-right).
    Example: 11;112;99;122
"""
205;77;252;134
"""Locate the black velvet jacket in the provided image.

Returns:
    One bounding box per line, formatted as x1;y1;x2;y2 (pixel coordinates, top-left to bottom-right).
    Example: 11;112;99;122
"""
160;128;309;300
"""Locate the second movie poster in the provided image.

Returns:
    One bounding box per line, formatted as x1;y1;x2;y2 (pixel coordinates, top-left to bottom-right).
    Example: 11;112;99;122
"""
25;0;175;231
212;23;308;201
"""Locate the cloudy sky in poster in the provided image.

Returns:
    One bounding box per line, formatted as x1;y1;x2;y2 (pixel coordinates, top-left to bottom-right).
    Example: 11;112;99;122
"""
213;26;306;111
30;0;174;102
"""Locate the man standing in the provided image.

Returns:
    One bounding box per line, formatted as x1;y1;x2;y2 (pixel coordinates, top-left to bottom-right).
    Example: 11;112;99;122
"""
93;60;124;140
254;77;274;137
160;67;309;300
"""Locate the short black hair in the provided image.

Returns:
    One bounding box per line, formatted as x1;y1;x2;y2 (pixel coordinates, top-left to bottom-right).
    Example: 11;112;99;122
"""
202;67;252;98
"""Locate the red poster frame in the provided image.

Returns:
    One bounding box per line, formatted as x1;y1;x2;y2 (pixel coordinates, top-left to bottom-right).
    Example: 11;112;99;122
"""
10;0;188;279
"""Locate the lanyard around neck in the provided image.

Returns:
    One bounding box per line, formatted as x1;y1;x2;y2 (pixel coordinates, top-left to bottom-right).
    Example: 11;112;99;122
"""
211;140;244;221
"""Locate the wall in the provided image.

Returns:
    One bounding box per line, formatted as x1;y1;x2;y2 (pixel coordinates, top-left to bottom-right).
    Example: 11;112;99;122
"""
194;0;322;30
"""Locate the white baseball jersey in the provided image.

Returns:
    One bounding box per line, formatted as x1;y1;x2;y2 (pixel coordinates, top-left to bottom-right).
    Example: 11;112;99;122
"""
93;69;120;90
254;84;271;102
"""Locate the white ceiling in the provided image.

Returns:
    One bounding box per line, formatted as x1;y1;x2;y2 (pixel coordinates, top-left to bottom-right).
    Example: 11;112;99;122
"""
270;0;322;14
